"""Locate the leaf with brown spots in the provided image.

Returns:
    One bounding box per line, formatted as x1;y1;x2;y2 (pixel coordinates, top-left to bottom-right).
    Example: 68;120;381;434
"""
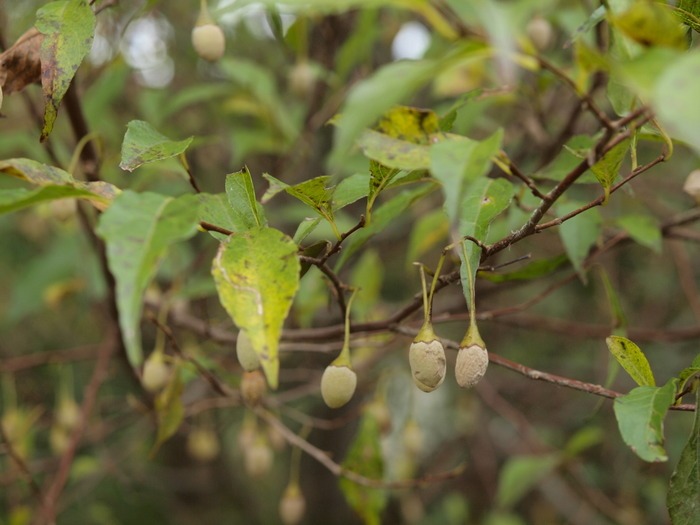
35;0;95;141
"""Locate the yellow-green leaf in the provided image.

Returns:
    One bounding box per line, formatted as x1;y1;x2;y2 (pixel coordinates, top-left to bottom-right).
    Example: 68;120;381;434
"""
151;366;184;456
212;227;300;389
591;139;630;202
611;0;687;50
36;0;95;141
606;335;655;387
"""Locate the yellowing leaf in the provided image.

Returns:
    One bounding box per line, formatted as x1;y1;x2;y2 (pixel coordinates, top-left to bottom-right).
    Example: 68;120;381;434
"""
212;227;300;389
591;139;630;202
611;1;687;50
36;0;95;141
606;335;655;387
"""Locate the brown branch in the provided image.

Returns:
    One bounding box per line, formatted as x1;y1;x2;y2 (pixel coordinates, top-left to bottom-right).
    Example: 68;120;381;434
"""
35;331;118;525
199;221;234;236
255;406;467;488
0;344;100;373
0;421;47;512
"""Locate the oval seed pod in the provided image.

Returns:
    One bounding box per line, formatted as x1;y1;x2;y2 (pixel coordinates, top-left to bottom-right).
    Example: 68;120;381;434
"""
526;16;553;51
187;427;220;462
455;344;489;388
55;397;81;430
279;483;306;525
320;365;357;409
142;351;171;393
192;24;225;61
240;369;267;406
409;324;446;393
236;330;260;371
244;439;273;478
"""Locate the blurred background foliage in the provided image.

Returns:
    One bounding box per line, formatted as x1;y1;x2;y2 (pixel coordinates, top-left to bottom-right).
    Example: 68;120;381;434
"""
0;0;699;524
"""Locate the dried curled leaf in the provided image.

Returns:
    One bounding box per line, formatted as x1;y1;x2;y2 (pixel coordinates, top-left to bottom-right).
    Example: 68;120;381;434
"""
0;28;43;94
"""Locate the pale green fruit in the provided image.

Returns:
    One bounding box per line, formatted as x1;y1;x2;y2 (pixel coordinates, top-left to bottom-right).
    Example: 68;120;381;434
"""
244;440;273;478
683;169;700;203
527;16;553;51
455;344;489;388
320;365;357;409
236;331;260;372
279;483;306;525
402;420;424;456
142;352;171;393
192;23;225;62
49;425;70;455
409;339;446;392
55;398;81;430
240;370;267;406
187;428;220;462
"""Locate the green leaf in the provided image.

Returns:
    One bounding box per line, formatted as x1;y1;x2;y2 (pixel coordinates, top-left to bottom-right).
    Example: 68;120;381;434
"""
35;0;95;141
211;227;300;389
406;209;449;266
339;410;387;525
613;379;677;462
496;454;561;508
652;50;700;157
478;254;568;283
119;120;194;172
264;174;339;237
456;177;514;306
151;366;184;455
293;217;322;244
563;426;604;457
610;0;687;50
599;269;627;333
591;139;630;202
668;388;700;523
606;335;655;387
332;58;443;159
335;184;435;269
197;193;242;240
0;158;118;211
357;130;432;171
556;202;602;279
430;129;504;228
616;213;662;253
673;0;700;32
677;368;700;399
333;172;370;210
96;191;199;366
225;168;266;229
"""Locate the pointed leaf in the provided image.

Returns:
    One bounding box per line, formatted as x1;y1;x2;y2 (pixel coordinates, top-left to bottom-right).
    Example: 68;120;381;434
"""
225;168;266;229
430;129;504;228
667;388;700;523
0;158;118;210
35;0;95;141
606;336;655;387
151;366;184;455
212;227;300;389
556;202;602;279
456;177;514;306
339;410;387;525
96;191;199;366
333;172;370;210
478;255;568;283
652;50;700;157
611;1;687;50
613;379;677;462
0;186;106;215
332;58;444;159
591;139;629;202
496;454;561;508
119;120;194;172
616;213;662;253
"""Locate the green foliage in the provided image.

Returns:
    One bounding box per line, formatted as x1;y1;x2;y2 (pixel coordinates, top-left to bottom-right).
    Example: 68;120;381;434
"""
211;227;300;389
2;0;700;523
614;379;678;462
606;336;656;387
96;191;199;366
35;0;95;141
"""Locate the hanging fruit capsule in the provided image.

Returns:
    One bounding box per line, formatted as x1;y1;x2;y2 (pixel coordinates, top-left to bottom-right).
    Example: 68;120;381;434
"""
192;0;225;62
455;324;489;388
